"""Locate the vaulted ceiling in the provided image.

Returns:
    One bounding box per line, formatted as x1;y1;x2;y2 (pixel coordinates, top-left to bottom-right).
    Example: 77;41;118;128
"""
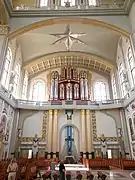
16;23;121;67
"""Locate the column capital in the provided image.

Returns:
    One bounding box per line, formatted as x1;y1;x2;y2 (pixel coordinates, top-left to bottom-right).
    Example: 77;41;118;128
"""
49;110;53;114
0;26;10;35
81;109;85;115
86;109;90;114
54;109;58;115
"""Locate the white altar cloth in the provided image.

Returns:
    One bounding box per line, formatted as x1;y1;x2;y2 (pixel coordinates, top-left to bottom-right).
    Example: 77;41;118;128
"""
55;164;89;172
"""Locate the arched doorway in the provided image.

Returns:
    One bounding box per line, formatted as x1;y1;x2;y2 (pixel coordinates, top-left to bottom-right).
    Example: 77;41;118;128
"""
59;124;80;160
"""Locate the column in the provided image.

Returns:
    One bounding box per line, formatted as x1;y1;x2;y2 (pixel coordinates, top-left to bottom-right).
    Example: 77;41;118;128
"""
86;110;93;154
48;110;53;155
80;110;86;153
0;25;9;78
52;110;58;158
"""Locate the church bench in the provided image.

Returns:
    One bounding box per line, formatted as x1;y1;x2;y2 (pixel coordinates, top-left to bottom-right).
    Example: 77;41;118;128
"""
89;159;110;170
122;160;135;170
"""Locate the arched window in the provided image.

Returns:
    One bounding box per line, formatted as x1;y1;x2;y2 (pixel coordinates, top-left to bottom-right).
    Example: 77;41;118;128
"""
32;81;45;101
127;47;135;84
94;81;107;101
111;74;117;99
22;71;28;99
118;62;128;97
1;47;12;87
89;0;96;6
40;0;48;6
61;0;75;6
13;64;20;96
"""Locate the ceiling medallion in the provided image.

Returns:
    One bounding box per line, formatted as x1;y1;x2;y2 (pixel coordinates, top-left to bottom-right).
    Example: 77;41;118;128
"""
49;24;87;51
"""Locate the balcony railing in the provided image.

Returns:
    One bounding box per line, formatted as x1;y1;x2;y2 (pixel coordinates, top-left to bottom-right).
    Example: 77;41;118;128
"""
16;99;124;110
13;0;124;11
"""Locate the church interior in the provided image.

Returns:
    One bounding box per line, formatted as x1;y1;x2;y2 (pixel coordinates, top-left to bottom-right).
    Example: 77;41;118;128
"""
1;0;135;179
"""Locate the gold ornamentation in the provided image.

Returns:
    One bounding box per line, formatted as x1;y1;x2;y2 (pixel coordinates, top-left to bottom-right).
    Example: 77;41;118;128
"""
91;110;118;142
22;111;48;142
0;25;10;35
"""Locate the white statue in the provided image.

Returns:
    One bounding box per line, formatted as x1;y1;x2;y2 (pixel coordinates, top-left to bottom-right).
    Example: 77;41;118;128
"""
32;134;39;156
100;134;107;158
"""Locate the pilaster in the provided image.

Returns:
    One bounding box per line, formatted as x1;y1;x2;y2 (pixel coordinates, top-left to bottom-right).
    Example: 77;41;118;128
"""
80;109;86;153
48;110;53;153
86;110;93;153
52;109;58;157
0;25;10;79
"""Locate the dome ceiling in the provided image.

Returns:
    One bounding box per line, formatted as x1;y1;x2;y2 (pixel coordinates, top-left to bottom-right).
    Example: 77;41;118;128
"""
16;23;121;65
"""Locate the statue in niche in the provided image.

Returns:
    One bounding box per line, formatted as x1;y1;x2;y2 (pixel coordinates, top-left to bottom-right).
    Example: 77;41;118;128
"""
32;134;40;158
100;134;107;158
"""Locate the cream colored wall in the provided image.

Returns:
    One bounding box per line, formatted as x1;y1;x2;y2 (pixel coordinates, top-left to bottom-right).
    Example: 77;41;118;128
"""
9;16;131;34
95;111;117;137
129;2;135;46
22;111;43;137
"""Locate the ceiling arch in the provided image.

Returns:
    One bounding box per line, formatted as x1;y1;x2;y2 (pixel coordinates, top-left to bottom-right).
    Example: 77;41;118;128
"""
9;17;129;39
24;52;114;77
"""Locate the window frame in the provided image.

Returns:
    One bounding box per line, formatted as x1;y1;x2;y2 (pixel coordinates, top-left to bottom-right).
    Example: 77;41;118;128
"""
93;81;107;101
31;80;45;101
1;47;12;88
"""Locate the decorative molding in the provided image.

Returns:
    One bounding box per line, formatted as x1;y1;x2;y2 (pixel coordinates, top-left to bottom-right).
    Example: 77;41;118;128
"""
91;110;118;142
21;110;48;142
0;25;10;35
24;54;113;77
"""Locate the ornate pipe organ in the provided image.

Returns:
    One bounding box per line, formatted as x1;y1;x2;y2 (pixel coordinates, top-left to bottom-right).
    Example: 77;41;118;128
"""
50;66;90;100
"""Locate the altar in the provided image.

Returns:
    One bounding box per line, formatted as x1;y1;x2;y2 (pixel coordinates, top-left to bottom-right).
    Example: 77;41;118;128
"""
55;164;89;173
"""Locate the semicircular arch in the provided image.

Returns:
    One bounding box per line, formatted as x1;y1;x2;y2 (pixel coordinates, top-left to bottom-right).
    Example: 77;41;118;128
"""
9;18;129;39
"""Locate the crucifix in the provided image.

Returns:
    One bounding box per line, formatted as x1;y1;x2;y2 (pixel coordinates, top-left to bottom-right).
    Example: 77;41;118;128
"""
65;135;74;154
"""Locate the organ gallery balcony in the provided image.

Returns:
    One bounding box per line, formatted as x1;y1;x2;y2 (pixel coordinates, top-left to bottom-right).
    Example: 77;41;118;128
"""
16;99;124;110
11;0;125;12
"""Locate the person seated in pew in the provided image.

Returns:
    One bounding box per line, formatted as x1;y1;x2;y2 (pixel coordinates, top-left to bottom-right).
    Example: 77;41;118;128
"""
86;170;94;180
30;164;37;179
53;171;59;180
42;170;51;180
20;166;26;179
66;171;71;180
76;171;82;180
97;171;107;180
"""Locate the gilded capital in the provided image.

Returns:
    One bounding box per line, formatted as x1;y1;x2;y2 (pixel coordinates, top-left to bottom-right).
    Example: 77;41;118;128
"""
0;25;10;35
86;109;90;115
49;110;53;114
81;109;85;115
54;109;58;115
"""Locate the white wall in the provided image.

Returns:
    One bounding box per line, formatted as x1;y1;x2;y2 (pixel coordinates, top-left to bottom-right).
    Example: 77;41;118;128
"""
129;2;135;47
95;111;117;137
22;111;43;137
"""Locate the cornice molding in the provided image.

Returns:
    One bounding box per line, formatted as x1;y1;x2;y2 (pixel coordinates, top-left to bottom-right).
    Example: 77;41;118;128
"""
3;0;134;17
124;0;134;13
